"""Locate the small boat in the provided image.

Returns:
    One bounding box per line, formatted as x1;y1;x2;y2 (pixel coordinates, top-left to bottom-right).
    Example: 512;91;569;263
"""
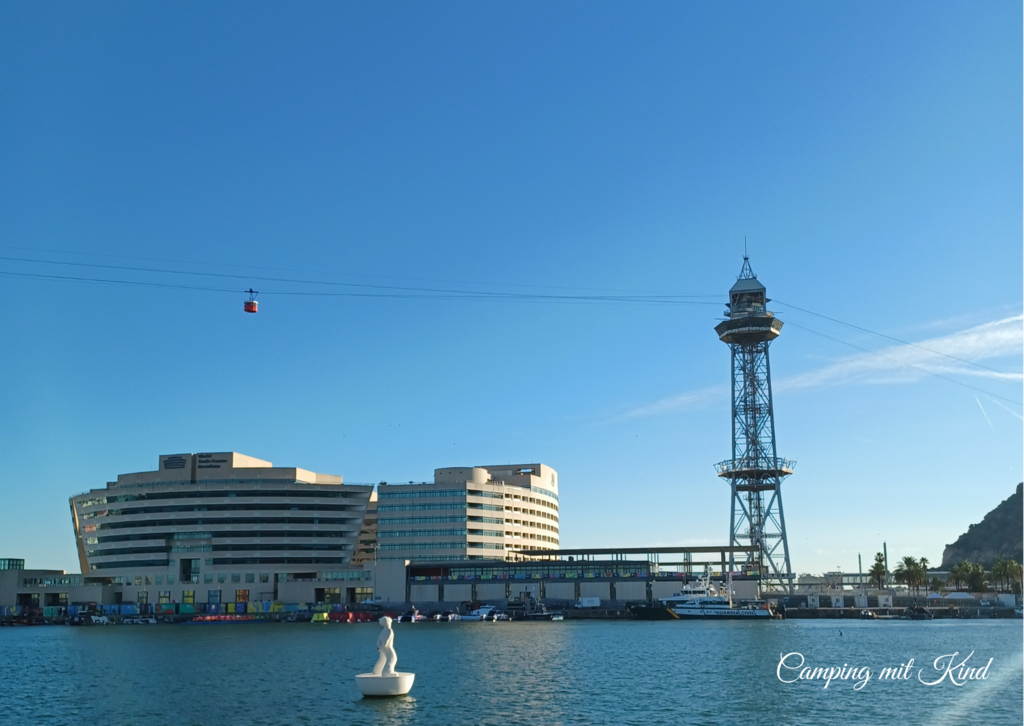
859;609;877;620
397;609;425;623
901;602;933;618
511;596;563;622
311;612;330;624
1014;607;1023;619
461;606;500;622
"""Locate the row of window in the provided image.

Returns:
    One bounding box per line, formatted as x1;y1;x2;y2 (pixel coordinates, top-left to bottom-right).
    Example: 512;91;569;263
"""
377;542;506;551
92;556;352;570
376;488;552;504
89;528;357;543
22;576;82;587
316;571;372;581
378;489;466;500
376;503;504;513
508;533;558;544
378;529;470;538
89;543;351;558
377;515;467;525
143;590;251;605
83;516;359;532
82;503;359;520
79;488;363;507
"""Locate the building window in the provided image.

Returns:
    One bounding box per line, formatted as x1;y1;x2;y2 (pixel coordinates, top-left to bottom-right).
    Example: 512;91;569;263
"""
204;573;213;584
354;587;373;603
156;575;163;585
231;573;241;584
318;587;342;604
235;590;249;603
144;575;152;585
245;573;255;584
208;590;220;604
159;591;171;604
259;573;269;583
134;576;142;586
205;558;213;566
182;591;195;604
167;575;175;584
218;574;226;583
137;591;148;604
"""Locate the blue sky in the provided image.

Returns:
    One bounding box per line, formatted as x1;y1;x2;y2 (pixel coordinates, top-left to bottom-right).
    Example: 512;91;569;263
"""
0;2;1020;574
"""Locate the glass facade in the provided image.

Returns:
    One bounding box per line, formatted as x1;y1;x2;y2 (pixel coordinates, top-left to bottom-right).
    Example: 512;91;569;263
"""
409;561;654;581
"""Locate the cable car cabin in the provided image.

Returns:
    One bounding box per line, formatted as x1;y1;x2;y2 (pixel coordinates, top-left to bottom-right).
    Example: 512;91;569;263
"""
244;300;258;313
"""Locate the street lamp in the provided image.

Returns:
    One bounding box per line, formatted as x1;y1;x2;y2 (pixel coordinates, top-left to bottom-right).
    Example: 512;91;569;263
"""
369;543;380;604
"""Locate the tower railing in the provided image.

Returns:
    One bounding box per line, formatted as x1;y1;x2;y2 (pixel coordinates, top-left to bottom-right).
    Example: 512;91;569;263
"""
713;458;796;476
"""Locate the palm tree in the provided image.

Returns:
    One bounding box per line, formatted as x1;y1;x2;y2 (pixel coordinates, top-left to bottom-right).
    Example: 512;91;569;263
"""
894;557;912;591
948;562;969;590
868;552;887;589
966;562;986;592
1007;560;1023;594
896;556;928;595
929;576;945;594
905;557;929;593
992;559;1009;592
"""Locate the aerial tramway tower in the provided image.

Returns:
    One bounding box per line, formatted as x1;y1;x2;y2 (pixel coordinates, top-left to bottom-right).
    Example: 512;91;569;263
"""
714;256;795;594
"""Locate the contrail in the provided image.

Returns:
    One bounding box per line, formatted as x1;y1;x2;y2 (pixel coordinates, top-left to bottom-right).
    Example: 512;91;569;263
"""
975;397;995;431
987;396;1024;421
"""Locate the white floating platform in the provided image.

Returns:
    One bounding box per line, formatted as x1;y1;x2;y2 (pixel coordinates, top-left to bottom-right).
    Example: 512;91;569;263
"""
355;673;415;697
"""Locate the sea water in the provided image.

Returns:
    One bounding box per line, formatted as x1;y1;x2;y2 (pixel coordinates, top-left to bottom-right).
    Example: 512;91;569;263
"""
1;619;1021;725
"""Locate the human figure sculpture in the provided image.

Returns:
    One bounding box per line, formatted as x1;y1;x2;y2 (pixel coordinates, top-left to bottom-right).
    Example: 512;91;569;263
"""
355;614;413;696
371;616;398;677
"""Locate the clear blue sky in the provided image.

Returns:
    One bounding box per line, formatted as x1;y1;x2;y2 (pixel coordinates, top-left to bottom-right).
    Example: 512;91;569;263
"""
1;2;1020;575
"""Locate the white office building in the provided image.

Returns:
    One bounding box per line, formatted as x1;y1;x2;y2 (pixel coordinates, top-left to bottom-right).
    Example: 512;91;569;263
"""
69;452;373;605
376;464;559;562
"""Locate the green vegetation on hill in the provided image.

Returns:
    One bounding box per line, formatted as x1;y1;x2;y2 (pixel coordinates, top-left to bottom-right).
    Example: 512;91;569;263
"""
940;483;1023;570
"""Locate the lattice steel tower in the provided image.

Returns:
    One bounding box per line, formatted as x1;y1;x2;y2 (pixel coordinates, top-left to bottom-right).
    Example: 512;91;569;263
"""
714;256;794;594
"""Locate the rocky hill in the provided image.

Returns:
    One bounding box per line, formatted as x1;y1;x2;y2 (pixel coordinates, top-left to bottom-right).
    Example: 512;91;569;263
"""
940;483;1023;569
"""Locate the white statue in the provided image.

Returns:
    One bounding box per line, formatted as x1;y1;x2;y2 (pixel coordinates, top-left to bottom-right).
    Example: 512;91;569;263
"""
355;615;415;697
372;616;398;676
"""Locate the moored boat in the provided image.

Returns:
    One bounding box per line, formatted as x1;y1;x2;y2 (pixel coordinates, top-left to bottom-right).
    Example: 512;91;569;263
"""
669;596;776;619
461;605;501;621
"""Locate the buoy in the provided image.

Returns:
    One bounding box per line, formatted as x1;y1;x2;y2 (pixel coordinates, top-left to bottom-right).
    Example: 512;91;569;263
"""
244;289;258;313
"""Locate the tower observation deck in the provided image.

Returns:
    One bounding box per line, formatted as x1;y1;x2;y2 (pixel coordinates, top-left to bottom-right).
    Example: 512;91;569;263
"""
714;256;794;594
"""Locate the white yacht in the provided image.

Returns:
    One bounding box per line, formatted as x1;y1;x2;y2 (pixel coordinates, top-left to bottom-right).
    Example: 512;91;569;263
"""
461;605;500;622
668;596;775;619
633;574;777;620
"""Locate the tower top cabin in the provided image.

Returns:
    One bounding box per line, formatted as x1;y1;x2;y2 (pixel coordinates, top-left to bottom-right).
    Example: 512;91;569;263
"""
715;256;783;345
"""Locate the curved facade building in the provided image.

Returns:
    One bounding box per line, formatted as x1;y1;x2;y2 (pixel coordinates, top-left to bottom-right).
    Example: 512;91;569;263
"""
69;452;373;604
376;463;559;562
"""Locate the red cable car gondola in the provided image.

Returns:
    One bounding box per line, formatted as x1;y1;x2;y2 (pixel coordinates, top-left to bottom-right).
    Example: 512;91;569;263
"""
244;289;258;313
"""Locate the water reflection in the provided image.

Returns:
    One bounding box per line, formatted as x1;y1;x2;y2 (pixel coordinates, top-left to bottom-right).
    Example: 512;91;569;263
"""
355;694;418;725
0;620;1019;725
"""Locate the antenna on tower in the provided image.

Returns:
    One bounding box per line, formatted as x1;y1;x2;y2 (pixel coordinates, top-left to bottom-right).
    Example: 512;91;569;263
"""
744;236;747;259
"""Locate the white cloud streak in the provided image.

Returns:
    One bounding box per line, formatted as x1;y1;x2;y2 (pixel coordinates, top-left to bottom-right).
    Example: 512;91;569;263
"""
620;314;1023;420
617;386;725;420
975;397;995;431
777;314;1022;392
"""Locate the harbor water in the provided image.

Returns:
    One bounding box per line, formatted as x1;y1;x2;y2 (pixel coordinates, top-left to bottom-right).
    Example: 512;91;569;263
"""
1;619;1021;726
